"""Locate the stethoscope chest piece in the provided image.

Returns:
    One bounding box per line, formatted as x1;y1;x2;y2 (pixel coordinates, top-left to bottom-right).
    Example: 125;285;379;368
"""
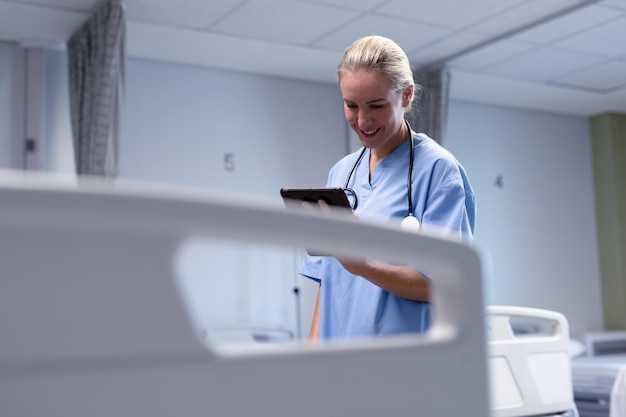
400;215;420;232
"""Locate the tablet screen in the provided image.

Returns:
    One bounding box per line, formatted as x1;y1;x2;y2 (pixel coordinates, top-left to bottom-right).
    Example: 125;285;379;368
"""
280;187;352;209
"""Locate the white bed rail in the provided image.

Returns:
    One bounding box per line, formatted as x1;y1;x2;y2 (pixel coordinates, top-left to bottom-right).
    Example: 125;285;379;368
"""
0;172;490;417
487;305;575;417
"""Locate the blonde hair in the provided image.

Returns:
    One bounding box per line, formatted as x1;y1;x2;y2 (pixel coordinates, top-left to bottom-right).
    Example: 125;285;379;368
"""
337;35;418;112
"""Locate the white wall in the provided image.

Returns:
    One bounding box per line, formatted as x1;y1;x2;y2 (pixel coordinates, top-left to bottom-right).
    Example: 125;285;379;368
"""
13;51;347;341
0;41;25;169
0;45;74;173
120;58;348;340
120;58;347;197
43;48;74;173
445;99;603;337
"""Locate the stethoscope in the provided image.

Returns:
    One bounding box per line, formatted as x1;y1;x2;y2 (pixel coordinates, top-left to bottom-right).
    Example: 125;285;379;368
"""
343;120;420;231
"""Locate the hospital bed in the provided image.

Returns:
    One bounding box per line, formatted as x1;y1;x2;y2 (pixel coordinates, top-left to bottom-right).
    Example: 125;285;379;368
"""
486;306;578;417
570;333;626;417
0;171;491;417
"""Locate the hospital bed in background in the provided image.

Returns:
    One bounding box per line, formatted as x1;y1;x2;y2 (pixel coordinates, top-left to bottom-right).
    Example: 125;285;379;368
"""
486;306;578;417
200;306;581;417
205;305;582;417
570;332;626;417
0;171;491;417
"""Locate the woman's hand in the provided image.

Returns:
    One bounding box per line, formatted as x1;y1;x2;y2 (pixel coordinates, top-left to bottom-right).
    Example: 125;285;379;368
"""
308;199;429;301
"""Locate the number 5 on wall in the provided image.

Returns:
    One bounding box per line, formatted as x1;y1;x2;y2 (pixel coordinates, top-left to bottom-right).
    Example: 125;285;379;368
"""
224;153;235;172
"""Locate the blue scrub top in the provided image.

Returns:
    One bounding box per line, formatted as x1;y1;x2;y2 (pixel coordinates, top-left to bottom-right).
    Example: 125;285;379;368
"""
299;132;476;341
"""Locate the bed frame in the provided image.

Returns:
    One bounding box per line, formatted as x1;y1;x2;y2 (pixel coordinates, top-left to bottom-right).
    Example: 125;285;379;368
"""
0;171;490;417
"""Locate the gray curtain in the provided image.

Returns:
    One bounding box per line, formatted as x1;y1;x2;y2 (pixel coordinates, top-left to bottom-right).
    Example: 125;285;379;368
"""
67;0;125;177
407;65;450;144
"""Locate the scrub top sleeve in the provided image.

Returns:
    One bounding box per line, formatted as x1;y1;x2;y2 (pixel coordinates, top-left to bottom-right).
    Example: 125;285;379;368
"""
422;170;475;239
298;253;323;284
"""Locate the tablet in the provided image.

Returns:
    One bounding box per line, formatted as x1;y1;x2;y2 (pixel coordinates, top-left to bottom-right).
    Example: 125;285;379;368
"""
280;187;352;210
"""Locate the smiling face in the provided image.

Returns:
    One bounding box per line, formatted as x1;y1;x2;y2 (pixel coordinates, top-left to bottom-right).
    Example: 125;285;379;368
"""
340;69;412;157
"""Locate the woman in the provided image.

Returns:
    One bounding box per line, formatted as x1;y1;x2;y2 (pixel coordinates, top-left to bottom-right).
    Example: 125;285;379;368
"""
299;35;476;343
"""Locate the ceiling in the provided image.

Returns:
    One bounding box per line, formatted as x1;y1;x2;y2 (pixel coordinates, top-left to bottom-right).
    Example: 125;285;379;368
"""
1;0;626;117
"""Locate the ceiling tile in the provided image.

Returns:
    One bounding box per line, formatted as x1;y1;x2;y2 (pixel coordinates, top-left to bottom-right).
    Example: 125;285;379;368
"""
512;4;624;44
0;1;88;43
449;67;626;116
552;15;626;57
374;0;528;29
470;0;597;36
302;0;388;11
479;46;606;82
551;60;626;92
3;0;626;116
312;13;450;53
449;39;536;71
601;0;626;10
125;0;245;29
8;0;100;12
408;31;490;66
127;21;342;84
210;0;359;45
